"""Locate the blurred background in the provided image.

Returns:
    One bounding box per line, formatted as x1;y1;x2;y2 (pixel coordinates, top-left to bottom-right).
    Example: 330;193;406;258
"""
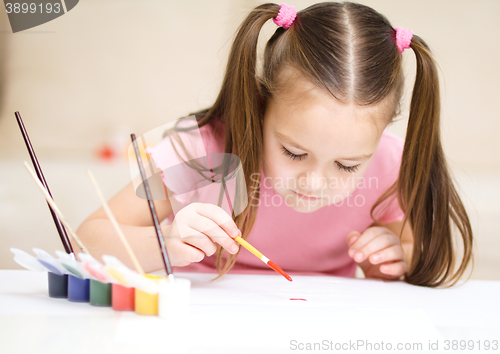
0;0;498;280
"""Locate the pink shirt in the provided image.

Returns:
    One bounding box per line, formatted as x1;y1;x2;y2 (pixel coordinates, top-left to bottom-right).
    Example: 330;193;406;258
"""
147;118;404;278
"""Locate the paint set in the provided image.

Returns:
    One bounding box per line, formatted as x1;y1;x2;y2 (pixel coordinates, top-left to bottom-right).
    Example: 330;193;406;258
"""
13;112;188;319
11;247;190;317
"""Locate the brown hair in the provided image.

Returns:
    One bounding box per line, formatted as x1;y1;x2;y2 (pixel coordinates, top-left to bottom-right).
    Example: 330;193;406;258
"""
190;2;473;287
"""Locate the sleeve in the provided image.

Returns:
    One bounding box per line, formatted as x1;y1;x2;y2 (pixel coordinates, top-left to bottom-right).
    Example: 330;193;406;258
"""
145;117;211;214
145;117;238;218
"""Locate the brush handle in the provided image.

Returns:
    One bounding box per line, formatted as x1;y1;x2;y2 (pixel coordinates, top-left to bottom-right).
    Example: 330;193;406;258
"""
233;236;264;260
15;111;74;255
23;162;90;255
87;170;144;275
130;134;172;276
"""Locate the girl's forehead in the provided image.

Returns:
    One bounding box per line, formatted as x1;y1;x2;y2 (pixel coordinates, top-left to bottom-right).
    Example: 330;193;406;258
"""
268;97;383;157
271;65;395;125
269;82;390;136
265;72;392;156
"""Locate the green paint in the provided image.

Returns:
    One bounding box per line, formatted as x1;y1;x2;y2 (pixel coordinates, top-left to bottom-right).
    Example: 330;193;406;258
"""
63;264;83;278
89;279;112;307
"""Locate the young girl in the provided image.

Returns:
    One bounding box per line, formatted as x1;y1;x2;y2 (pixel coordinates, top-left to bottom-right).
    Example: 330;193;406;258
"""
77;2;473;287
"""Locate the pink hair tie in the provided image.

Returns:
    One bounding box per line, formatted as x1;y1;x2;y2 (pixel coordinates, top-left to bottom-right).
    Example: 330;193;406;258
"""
394;27;413;53
273;3;296;29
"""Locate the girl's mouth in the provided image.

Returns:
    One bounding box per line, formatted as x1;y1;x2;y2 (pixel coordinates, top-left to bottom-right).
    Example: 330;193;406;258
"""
292;190;324;201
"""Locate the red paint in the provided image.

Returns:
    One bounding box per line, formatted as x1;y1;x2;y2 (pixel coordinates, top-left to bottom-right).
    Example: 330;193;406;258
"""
83;263;108;282
112;283;135;311
290;298;307;301
268;261;293;282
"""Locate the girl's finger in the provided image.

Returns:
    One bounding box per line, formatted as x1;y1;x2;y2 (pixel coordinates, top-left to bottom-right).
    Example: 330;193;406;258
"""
369;245;405;264
348;227;394;260
346;231;360;246
181;227;218;257
168;237;206;264
179;203;239;254
193;203;241;238
352;232;400;263
379;261;407;276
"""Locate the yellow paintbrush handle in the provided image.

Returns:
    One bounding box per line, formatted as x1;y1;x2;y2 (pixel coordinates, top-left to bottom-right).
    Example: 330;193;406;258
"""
234;236;265;260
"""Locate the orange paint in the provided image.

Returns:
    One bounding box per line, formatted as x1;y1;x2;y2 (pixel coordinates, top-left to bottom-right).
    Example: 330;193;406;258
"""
268;261;293;282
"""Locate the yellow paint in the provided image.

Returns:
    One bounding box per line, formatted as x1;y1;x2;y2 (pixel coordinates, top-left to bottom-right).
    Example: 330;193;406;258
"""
234;236;264;260
135;274;164;316
107;268;128;286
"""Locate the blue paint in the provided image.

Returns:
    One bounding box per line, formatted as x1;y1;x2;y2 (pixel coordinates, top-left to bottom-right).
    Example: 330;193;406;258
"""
47;272;68;298
67;274;90;302
38;259;64;276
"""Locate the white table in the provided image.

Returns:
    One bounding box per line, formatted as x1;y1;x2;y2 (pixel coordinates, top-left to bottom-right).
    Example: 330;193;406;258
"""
0;270;498;353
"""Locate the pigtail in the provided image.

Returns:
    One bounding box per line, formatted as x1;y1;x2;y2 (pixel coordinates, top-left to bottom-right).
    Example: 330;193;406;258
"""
398;36;473;287
197;4;281;278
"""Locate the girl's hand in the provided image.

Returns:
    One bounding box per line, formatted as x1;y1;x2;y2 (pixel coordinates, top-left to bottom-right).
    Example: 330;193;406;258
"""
346;227;407;280
163;203;241;267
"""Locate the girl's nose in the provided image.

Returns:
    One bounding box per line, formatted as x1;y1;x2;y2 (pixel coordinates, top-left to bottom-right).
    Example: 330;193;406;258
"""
298;169;328;192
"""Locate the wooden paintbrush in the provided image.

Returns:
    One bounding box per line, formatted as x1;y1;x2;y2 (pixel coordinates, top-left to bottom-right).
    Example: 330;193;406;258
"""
130;134;174;282
15;111;74;256
23;161;90;255
86;170;144;275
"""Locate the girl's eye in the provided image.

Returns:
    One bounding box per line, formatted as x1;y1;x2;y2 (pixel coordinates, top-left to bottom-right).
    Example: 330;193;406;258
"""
335;162;360;173
281;146;306;161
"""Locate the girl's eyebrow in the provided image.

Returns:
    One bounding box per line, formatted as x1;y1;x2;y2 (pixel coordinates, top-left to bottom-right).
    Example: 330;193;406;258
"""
276;131;373;161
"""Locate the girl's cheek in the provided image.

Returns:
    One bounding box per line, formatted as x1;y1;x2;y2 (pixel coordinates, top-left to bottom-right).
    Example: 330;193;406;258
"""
326;173;366;202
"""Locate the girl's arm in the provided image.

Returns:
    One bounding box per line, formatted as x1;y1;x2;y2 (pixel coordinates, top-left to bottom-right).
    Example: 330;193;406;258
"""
76;181;241;273
346;219;414;280
75;181;174;273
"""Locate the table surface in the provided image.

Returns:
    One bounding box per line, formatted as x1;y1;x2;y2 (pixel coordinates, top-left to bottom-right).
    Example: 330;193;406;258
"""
0;270;499;354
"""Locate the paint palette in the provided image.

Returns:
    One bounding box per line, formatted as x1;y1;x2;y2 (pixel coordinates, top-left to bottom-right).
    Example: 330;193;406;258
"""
79;253;111;282
33;248;67;276
11;248;47;272
10;248;187;318
102;255;159;294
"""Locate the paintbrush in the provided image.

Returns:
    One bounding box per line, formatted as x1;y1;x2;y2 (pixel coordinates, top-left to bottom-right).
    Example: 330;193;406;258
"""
219;174;292;282
15;111;74;256
86;169;144;275
23;161;90;255
130;134;174;283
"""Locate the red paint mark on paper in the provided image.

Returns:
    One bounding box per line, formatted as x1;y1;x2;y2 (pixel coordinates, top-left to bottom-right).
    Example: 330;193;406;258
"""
290;298;307;301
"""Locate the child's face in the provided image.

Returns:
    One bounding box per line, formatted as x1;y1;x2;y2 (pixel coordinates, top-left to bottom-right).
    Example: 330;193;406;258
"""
262;70;392;213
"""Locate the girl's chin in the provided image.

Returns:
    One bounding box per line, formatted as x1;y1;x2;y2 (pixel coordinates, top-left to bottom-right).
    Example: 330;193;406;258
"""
287;202;325;213
284;193;332;213
270;186;350;212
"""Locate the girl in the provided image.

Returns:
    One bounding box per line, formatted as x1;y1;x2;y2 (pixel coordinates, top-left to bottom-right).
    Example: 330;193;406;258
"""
77;2;473;287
